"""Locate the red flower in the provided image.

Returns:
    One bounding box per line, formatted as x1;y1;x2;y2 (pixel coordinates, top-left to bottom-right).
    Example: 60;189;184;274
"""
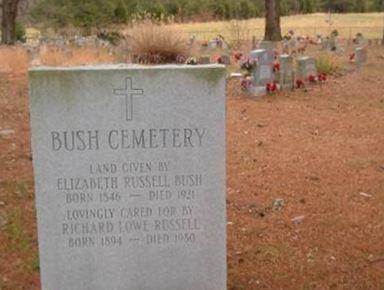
296;79;305;89
308;74;317;83
273;63;280;73
318;73;327;82
266;82;278;93
233;51;243;61
241;78;252;90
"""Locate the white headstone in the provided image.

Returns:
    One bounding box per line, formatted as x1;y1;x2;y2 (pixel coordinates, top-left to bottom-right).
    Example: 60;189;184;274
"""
29;64;227;290
297;56;317;83
249;49;274;95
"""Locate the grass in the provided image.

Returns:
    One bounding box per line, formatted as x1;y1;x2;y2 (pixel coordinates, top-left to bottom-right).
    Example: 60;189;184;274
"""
39;46;116;66
0;46;28;74
169;13;384;41
315;53;340;74
5;208;31;252
127;21;187;64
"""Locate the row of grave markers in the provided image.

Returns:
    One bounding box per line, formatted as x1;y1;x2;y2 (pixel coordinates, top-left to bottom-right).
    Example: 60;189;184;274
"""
243;41;368;96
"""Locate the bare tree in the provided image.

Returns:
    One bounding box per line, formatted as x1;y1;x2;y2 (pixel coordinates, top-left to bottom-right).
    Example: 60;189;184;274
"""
264;0;282;41
1;0;20;45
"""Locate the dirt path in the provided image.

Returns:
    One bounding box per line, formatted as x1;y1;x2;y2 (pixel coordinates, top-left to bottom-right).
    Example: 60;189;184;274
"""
1;48;384;290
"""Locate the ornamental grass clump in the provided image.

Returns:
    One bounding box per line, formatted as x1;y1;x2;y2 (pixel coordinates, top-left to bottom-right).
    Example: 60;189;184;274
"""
315;53;339;75
129;21;187;64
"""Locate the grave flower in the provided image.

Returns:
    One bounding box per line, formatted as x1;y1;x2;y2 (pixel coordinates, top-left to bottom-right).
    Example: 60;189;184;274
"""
176;55;187;63
185;57;198;65
296;79;305;89
318;73;327;82
239;57;257;72
233;51;243;61
273;63;280;73
266;82;278;93
240;78;253;91
216;56;223;64
307;74;317;83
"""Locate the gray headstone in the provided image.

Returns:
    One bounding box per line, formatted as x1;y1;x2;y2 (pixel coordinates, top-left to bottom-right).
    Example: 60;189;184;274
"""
29;64;227;290
279;54;294;90
250;49;274;87
208;40;217;49
355;47;368;66
297;56;317;83
259;40;275;63
329;36;338;51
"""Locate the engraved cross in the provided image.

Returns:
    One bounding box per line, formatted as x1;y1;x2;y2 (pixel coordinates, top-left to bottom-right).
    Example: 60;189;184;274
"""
113;77;144;121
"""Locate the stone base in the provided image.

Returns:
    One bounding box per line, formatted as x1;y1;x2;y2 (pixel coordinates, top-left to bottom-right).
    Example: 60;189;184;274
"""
249;86;267;97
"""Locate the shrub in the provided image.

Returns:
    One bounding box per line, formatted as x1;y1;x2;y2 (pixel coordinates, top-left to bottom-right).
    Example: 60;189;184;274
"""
315;54;339;75
129;21;187;64
97;30;122;45
15;22;26;43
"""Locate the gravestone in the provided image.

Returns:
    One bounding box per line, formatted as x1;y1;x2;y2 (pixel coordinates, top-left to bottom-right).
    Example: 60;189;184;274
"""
259;41;276;63
329;35;338;51
321;37;330;50
282;40;290;54
29;64;227;290
249;49;274;95
279;54;294;90
207;39;217;49
355;47;368;66
296;56;317;83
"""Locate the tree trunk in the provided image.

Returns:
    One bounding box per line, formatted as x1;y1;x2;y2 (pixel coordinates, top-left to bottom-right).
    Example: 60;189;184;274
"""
1;0;20;45
264;0;282;41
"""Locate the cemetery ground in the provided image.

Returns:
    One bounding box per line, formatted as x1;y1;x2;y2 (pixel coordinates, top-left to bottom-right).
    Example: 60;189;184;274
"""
0;47;384;289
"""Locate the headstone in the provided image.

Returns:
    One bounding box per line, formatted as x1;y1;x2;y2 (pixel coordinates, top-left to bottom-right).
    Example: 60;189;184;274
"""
329;36;338;51
259;40;276;62
282;40;290;54
289;37;298;52
321;37;330;50
208;39;217;49
355;35;367;47
279;54;294;90
29;64;227;290
296;56;317;83
249;49;274;96
355;47;368;66
250;49;274;83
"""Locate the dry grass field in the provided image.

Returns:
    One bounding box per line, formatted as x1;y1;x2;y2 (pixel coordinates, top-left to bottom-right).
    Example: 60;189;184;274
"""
170;13;384;41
